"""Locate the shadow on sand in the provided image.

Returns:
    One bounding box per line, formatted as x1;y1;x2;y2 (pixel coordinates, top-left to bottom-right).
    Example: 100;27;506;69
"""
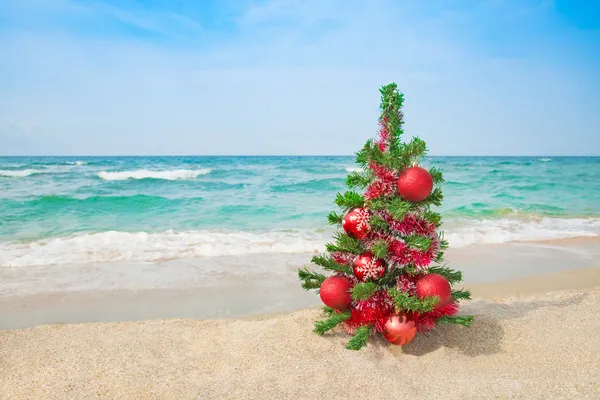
395;292;588;357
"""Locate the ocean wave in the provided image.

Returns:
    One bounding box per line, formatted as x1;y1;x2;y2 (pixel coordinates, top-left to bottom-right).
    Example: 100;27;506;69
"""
17;194;196;208
0;165;81;178
538;158;552;162
97;169;211;181
0;230;328;267
345;167;362;173
66;161;88;166
0;169;59;178
270;178;346;193
445;216;600;247
2;216;599;267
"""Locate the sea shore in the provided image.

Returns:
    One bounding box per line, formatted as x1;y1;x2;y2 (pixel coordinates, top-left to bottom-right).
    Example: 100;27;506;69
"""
1;238;600;399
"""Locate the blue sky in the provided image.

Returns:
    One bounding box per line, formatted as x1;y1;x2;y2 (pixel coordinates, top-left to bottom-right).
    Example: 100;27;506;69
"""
0;0;598;156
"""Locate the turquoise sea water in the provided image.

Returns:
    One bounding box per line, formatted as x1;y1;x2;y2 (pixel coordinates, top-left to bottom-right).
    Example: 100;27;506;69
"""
1;156;599;267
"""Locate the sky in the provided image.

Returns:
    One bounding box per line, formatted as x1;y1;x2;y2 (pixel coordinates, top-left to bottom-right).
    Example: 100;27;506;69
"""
0;0;599;156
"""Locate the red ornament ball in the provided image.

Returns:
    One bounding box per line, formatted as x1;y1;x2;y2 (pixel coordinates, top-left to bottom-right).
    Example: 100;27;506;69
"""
416;273;452;309
342;208;370;239
383;314;417;346
353;252;386;282
319;276;353;310
397;166;433;202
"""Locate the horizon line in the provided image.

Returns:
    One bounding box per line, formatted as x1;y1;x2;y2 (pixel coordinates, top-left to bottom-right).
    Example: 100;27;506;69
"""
1;154;599;158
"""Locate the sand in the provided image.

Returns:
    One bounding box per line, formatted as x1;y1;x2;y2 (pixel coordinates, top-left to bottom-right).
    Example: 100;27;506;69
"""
2;283;600;399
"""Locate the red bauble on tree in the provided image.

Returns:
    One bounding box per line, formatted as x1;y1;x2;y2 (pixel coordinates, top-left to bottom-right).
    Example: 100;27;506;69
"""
342;208;370;239
383;314;417;345
353;252;386;282
319;276;353;310
397;166;433;202
416;273;452;309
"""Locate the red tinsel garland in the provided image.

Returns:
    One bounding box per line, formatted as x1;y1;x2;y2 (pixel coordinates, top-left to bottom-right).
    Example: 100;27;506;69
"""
331;251;355;266
364;163;397;200
386;213;436;237
396;275;417;295
345;290;395;333
377;116;391;152
408;301;459;333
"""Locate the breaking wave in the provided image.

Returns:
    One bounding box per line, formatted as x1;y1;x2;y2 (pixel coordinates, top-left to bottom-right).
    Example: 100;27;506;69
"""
97;169;211;181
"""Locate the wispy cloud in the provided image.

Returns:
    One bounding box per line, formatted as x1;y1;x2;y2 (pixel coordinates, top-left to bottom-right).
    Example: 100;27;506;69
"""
90;1;204;39
0;0;598;155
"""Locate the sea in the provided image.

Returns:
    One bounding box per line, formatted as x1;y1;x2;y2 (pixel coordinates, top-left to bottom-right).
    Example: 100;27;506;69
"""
1;156;600;268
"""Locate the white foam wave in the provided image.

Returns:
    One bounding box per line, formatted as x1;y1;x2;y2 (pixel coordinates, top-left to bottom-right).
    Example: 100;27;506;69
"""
537;158;552;162
345;167;362;173
97;169;211;181
0;230;328;267
66;161;88;165
445;217;600;248
0;166;77;177
1;218;599;267
0;169;44;178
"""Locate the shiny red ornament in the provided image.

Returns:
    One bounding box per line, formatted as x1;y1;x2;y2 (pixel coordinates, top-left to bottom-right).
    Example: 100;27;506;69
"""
342;208;370;239
416;273;452;309
319;276;353;310
353;252;386;282
383;314;417;345
397;166;433;202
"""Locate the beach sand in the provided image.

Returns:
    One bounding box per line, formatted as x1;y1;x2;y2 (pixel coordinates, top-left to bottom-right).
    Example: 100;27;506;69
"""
2;268;600;399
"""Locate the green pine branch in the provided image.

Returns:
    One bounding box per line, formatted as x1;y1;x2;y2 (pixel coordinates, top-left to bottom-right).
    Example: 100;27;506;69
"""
346;170;373;190
438;315;474;327
327;211;343;225
322;306;335;316
366;197;388;211
354;139;374;167
298;268;327;290
401;137;428;166
355;140;387;167
388;197;412;220
370;240;389;259
311;254;353;274
437;231;449;250
404;235;432;251
435;251;445;263
451;289;472;301
428;167;444;184
314;311;352;335
386;150;405;170
366;197;412;220
369;214;389;232
378;83;404;154
325;232;364;255
335;191;365;211
351;282;378;301
388;288;438;313
377;267;406;286
346;325;372;350
423;210;442;227
424;187;443;207
427;266;463;284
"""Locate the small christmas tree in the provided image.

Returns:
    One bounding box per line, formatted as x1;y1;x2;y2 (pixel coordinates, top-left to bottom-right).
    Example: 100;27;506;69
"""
298;83;473;350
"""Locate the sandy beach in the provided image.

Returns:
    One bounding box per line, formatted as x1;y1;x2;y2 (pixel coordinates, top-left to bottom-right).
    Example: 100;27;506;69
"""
2;265;600;399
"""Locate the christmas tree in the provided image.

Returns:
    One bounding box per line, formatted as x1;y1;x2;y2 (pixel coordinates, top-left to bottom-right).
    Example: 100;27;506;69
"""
298;83;473;350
